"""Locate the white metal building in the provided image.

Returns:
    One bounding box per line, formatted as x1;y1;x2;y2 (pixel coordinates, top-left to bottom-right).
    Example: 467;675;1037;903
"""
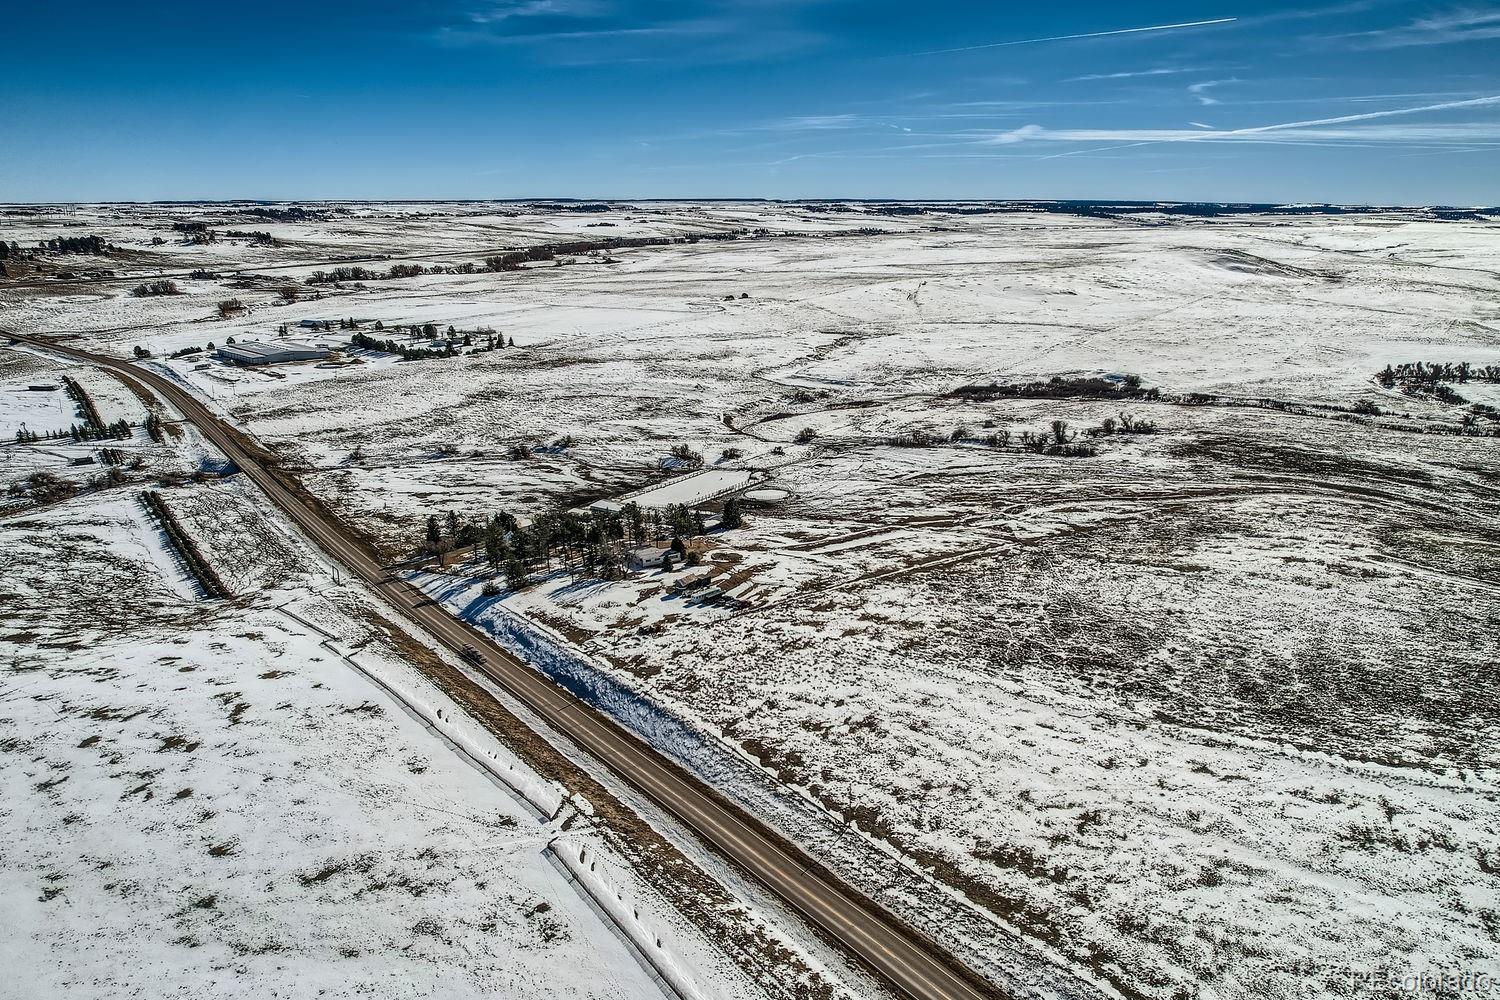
216;341;329;366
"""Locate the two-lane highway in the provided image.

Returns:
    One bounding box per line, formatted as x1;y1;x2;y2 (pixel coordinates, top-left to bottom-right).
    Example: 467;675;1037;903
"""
7;331;1001;1000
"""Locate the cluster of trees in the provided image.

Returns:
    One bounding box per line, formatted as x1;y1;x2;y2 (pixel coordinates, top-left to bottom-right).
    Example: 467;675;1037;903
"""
7;469;103;502
172;222;217;245
350;330;461;361
1377;361;1500;393
1020;420;1097;458
305;261;471;284
307;265;383;284
145;412;167;443
132;279;182;297
1085;413;1158;437
64;418;133;442
221;229;279;246
668;443;704;468
28;235;113;255
953;374;1155;402
217;298;246;318
239;206;325;223
424;498;736;590
168;342;218;359
348;324;513;360
890;412;1154;455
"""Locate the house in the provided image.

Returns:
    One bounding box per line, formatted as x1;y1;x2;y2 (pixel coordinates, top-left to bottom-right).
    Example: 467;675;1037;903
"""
627;546;672;571
667;570;713;594
216;341;329;366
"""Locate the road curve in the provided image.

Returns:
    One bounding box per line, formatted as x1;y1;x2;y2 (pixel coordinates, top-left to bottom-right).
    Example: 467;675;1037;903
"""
8;331;1001;1000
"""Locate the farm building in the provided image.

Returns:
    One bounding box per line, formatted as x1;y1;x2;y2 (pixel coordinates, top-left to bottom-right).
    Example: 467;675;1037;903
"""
216;341;329;366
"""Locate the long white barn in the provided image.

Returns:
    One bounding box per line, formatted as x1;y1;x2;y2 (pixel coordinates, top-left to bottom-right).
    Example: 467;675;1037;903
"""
216;341;329;366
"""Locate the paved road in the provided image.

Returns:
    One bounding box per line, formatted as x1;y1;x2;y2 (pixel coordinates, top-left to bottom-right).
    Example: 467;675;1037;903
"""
7;331;1000;1000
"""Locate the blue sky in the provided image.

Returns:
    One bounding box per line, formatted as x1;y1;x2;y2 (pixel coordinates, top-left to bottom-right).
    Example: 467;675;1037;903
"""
1;1;1497;203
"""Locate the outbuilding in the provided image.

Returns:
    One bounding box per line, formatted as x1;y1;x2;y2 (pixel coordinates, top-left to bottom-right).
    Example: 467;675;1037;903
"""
216;341;329;366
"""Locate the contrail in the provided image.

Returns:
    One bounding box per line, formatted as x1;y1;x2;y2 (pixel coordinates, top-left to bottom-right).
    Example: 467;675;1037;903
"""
1032;94;1500;158
1238;94;1500;133
912;17;1237;55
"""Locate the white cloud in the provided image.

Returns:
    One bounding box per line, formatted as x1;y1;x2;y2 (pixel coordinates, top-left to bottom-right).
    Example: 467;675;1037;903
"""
1066;66;1209;82
982;95;1500;154
1338;7;1500;48
988;124;1049;144
1188;79;1240;105
468;0;605;23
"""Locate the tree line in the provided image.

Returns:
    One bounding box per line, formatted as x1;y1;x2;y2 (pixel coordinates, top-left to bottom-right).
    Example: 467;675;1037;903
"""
1377;361;1500;389
1;235;112;258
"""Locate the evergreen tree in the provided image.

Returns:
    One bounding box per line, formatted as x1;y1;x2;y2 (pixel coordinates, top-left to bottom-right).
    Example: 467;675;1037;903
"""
720;498;743;530
503;555;527;591
426;515;441;546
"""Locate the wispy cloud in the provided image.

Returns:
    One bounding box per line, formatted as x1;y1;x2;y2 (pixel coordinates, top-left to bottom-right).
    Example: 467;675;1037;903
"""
1065;66;1210;82
910;17;1237;56
982;94;1500;157
1338;7;1500;48
437;0;825;64
467;0;606;23
1188;79;1241;105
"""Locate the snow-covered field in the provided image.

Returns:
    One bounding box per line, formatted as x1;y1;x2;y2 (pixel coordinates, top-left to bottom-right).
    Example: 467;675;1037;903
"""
0;345;855;1000
4;201;1499;1000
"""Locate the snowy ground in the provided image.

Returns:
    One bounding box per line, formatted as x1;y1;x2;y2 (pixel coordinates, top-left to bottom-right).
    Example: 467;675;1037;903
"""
5;201;1500;1000
0;356;857;1000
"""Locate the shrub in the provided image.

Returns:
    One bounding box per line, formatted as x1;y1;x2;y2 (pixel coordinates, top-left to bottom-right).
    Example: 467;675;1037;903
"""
794;427;818;444
132;279;182;297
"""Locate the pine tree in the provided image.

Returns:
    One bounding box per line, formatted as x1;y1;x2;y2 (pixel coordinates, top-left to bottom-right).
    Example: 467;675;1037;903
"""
426;515;441;546
503;555;527;591
720;498;743;530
